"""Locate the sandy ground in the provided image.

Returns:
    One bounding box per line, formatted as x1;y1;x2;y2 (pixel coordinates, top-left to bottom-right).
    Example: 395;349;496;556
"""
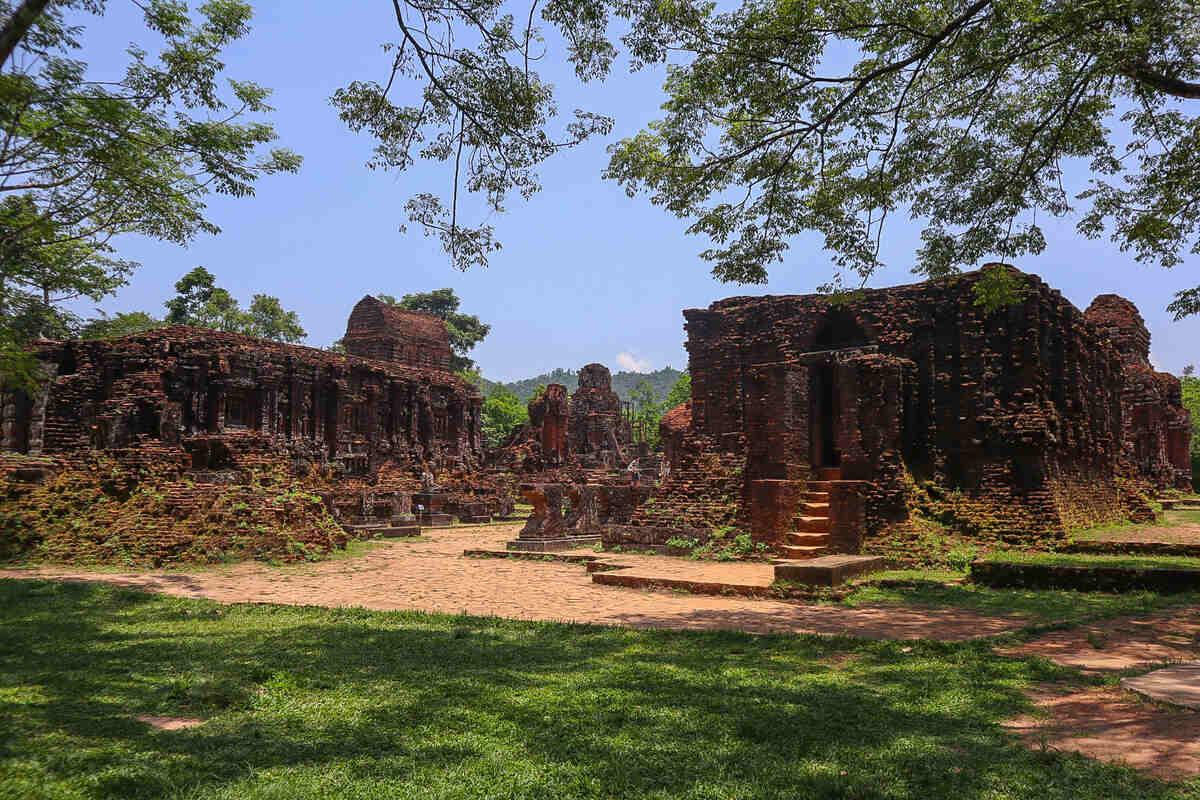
0;523;1026;639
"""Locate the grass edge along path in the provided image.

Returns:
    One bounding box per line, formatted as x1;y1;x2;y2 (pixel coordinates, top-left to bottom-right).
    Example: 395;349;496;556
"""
1;579;1196;799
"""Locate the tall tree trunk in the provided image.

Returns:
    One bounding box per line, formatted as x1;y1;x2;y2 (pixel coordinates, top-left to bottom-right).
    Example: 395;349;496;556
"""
0;0;54;71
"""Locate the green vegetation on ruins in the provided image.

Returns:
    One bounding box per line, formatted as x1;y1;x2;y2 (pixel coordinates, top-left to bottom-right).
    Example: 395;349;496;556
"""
0;456;348;567
1;579;1196;799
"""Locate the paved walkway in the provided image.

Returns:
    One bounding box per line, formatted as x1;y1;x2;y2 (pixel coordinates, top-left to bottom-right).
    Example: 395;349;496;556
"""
1001;606;1200;781
0;524;1025;640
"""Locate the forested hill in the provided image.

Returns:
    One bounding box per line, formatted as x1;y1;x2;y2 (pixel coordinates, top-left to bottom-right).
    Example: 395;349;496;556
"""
480;367;684;403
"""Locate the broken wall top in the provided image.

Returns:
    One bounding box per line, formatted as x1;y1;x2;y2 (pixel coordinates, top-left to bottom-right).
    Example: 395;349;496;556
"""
577;363;613;391
343;295;454;371
34;324;477;397
1084;294;1151;367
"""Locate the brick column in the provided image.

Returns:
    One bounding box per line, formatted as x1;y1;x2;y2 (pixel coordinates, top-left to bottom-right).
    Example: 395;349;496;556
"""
828;480;870;553
748;478;805;549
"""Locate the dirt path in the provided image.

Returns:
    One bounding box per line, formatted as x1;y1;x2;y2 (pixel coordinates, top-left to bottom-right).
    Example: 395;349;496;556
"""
1001;607;1200;781
0;524;1026;640
997;608;1200;671
1004;685;1200;782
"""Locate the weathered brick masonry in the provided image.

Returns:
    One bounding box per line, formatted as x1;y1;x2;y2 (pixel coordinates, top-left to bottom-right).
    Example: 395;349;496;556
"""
0;297;510;563
4;299;483;473
657;266;1190;553
488;363;633;473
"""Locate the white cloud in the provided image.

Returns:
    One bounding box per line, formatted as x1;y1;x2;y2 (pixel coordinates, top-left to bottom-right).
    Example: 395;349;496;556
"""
616;352;652;373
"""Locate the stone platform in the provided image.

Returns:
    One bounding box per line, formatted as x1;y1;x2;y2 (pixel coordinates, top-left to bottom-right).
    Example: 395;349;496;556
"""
1121;662;1200;710
506;536;601;552
773;555;885;587
343;523;422;538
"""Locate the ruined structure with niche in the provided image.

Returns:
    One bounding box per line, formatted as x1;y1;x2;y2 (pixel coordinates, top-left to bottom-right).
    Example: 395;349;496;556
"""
4;295;483;473
0;296;514;557
603;266;1190;558
489;363;634;475
495;363;640;550
569;364;633;467
3;266;1189;566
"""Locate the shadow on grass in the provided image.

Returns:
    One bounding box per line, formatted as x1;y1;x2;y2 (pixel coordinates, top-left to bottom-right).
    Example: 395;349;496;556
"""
0;579;1192;799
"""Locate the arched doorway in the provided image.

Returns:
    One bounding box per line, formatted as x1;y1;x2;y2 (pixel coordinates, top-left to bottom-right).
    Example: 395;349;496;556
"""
810;362;839;468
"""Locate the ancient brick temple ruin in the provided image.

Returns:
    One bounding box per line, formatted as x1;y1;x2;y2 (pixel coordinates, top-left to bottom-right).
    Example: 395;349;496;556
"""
490;363;646;550
0;296;514;543
2;267;1191;564
569;364;634;466
604;266;1191;556
491;363;634;473
4;295;483;470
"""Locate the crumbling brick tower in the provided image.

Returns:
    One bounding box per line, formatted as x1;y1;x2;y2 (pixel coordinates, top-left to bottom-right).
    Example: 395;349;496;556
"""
342;296;453;371
1084;295;1192;491
673;266;1190;554
569;364;632;467
527;383;569;465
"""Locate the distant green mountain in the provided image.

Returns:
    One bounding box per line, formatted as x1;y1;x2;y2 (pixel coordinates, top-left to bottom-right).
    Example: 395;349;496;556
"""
480;366;685;405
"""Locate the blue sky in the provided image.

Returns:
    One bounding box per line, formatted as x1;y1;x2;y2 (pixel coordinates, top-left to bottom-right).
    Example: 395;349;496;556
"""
77;1;1199;381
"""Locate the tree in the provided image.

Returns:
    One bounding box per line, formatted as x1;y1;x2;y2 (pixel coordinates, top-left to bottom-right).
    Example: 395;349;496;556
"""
0;193;133;380
164;267;223;326
332;0;613;271
163;267;306;344
607;0;1200;300
380;288;490;371
0;0;299;251
664;372;690;411
1181;366;1200;490
344;0;1200;311
79;310;160;339
0;0;298;382
630;379;663;448
481;385;528;449
243;294;306;345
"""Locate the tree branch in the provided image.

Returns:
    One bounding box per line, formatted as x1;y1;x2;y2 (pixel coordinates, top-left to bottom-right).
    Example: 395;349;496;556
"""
1122;60;1200;100
0;0;52;71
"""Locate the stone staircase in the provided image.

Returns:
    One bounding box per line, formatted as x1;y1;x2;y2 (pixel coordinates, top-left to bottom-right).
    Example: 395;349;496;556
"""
778;467;840;560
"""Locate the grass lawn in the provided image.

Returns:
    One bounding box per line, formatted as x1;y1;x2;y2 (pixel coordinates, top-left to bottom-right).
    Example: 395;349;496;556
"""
981;551;1200;570
2;580;1196;799
842;577;1200;624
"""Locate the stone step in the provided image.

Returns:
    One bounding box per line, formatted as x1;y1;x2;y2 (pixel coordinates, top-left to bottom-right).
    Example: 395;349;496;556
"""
377;525;421;538
786;532;830;547
806;480;833;492
802;502;830;515
792;515;830;533
805;491;830;502
343;523;388;534
778;544;828;560
774;555;885;587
